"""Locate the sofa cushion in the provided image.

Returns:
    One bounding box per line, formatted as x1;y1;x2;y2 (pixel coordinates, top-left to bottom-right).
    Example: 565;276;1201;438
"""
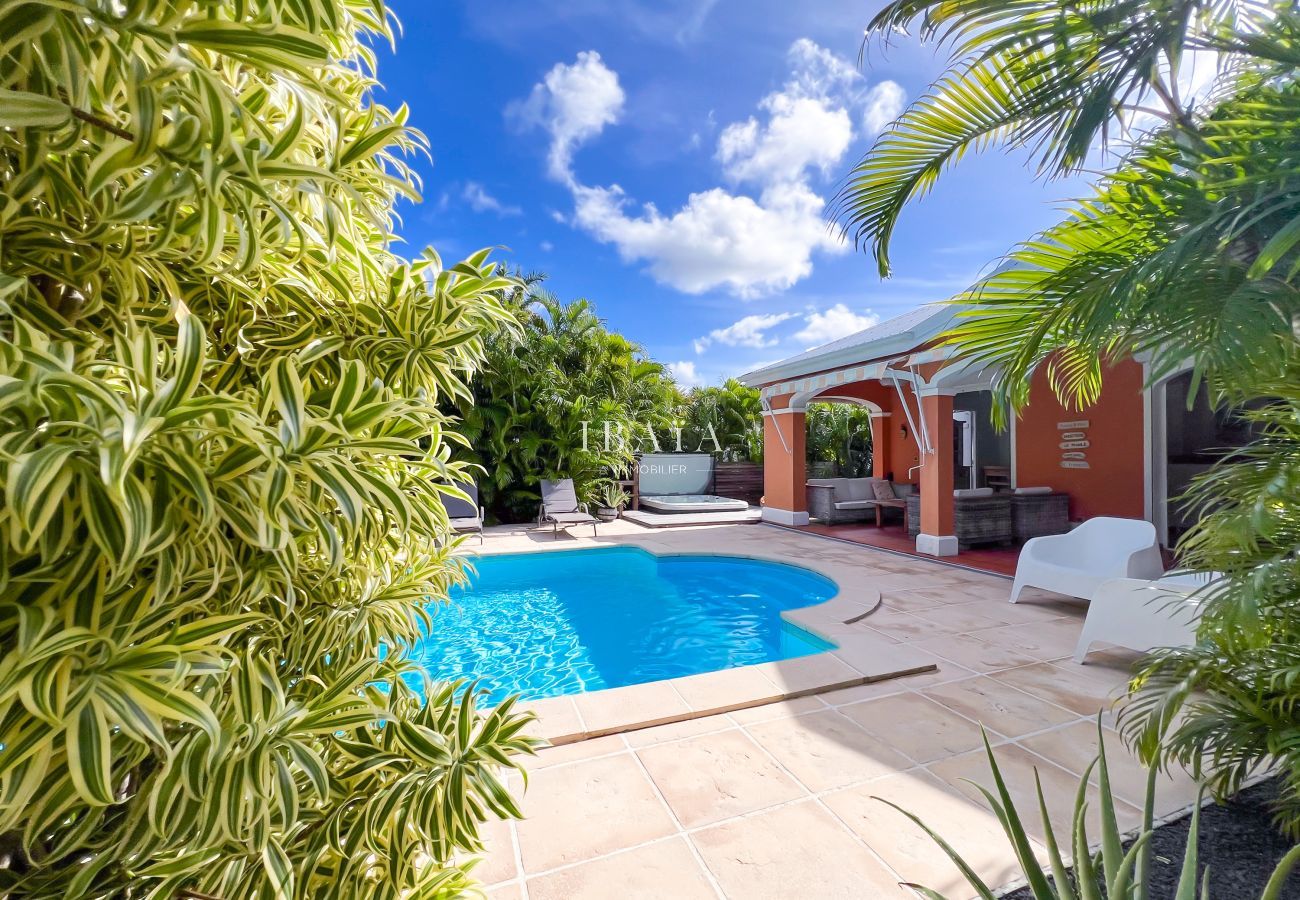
871;480;896;501
833;500;874;510
1014;486;1052;495
954;487;995;498
845;478;877;501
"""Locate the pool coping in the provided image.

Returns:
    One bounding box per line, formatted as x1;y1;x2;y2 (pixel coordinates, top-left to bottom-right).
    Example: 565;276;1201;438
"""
464;542;939;745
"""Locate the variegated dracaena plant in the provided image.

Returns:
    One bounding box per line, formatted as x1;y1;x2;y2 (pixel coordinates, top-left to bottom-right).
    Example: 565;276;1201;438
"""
0;0;539;896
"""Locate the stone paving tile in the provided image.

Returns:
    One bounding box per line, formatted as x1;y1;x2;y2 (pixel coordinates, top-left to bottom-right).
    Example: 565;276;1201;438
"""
525;838;719;900
910;632;1042;673
514;754;677;872
745;709;914;792
823;768;1041;898
670;665;782;712
928;743;1143;843
637;730;805;827
529;733;626;769
727;694;827;724
818;679;911;706
473;814;518;887
968;620;1082;661
864;606;970;641
517;695;585;744
691;800;912;899
1019;719;1203;812
991;661;1129;717
572;680;691;736
752;651;865;695
839;693;987;764
622;713;738;748
923;675;1081;739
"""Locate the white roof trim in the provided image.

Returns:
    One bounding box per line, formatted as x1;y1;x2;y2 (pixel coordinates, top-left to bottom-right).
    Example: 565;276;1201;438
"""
738;304;961;388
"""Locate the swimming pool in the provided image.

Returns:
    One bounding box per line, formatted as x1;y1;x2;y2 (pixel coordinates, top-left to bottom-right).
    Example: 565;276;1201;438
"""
406;546;837;704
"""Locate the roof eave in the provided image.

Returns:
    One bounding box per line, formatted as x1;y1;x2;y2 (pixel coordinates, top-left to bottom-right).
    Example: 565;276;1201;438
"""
737;331;940;388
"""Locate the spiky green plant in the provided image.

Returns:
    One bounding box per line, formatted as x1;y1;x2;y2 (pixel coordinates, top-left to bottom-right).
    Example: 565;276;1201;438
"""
890;725;1300;899
0;1;538;896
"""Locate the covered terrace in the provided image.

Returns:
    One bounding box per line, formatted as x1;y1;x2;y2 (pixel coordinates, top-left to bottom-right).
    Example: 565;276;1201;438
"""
739;305;1148;567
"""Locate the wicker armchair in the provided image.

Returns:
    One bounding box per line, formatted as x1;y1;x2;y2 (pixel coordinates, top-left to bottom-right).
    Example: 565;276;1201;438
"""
905;492;1013;548
1011;492;1070;541
954;495;1012;548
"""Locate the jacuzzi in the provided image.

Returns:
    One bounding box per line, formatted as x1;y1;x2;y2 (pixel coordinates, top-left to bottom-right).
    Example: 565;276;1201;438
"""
639;494;750;514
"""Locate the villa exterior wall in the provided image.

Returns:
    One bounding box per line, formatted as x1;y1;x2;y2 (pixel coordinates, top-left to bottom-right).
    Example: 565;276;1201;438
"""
886;388;922;484
1014;357;1146;521
761;395;806;522
753;348;1150;550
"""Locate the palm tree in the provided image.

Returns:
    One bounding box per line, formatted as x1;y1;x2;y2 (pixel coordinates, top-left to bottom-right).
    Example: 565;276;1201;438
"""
834;0;1279;277
832;0;1300;832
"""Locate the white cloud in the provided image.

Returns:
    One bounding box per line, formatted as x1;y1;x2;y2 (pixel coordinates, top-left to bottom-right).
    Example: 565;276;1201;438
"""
694;312;795;353
794;304;880;348
785;37;861;100
862;80;905;135
667;360;702;387
572;181;841;297
505;50;625;185
717;95;853;186
461;181;521;217
513;41;906;296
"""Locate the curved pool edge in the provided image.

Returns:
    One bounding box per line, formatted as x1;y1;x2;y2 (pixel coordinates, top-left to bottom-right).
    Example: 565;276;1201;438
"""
458;542;881;642
457;542;938;745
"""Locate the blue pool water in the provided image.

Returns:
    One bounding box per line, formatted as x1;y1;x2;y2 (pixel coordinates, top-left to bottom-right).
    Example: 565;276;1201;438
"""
406;547;837;704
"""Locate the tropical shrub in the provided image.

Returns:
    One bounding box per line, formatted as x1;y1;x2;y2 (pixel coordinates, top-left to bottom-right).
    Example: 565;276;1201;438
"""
836;0;1300;831
806;402;874;477
456;279;682;522
894;725;1300;899
680;378;765;462
0;1;537;896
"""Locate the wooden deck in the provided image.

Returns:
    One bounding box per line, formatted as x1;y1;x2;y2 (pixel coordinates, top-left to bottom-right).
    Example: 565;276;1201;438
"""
784;522;1022;577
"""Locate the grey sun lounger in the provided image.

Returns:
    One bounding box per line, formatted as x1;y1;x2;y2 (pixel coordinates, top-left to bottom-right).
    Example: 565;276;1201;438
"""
539;478;598;536
443;479;485;544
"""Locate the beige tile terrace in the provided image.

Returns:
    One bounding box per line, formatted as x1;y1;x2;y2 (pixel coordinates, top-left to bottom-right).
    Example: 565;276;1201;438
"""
464;521;1204;899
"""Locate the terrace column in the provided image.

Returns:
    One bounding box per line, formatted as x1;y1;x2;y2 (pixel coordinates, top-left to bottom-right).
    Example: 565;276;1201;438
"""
869;412;891;479
761;400;807;526
916;390;958;556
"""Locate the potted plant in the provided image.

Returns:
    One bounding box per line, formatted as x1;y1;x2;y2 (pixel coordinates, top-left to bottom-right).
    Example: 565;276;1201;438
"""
594;481;629;521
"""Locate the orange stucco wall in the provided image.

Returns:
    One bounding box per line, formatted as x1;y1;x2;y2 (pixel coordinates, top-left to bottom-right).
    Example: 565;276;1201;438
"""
810;380;923;483
1015;358;1146;521
762;399;806;512
919;393;955;536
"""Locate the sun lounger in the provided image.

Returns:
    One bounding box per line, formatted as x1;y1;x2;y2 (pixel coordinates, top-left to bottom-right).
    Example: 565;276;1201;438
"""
539;478;598;536
443;479;485;544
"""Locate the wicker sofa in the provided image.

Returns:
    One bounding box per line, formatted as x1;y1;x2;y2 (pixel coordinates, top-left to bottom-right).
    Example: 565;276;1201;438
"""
806;477;911;525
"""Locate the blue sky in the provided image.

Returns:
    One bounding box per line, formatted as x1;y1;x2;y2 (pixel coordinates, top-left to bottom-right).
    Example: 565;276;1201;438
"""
373;1;1087;386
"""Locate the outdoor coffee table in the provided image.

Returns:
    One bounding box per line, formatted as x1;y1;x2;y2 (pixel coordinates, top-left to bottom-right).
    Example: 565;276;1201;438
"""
872;497;906;527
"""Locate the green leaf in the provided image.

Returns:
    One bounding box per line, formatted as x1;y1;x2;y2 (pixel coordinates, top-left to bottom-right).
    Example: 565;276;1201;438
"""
0;88;71;128
67;700;115;805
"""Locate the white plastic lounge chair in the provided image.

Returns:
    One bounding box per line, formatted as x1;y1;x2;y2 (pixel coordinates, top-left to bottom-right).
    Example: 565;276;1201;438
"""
443;480;485;545
1010;516;1164;603
1074;571;1221;663
539;479;598;536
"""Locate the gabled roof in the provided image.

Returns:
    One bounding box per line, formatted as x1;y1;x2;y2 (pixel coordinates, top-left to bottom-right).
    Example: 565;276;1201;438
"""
738;303;960;387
